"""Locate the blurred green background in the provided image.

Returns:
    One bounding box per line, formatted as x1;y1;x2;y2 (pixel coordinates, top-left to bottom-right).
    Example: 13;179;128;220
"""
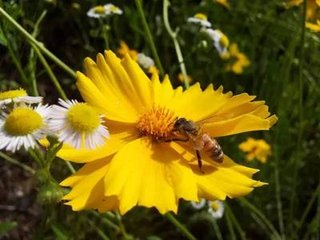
0;0;319;239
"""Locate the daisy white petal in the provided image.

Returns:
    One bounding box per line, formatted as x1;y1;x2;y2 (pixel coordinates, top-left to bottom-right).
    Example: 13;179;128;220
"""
49;99;109;149
0;105;51;152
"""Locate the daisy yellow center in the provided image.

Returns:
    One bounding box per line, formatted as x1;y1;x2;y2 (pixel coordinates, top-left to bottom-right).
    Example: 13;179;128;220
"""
194;13;208;21
67;103;100;133
0;89;27;100
137;106;176;140
4;107;43;136
94;5;106;14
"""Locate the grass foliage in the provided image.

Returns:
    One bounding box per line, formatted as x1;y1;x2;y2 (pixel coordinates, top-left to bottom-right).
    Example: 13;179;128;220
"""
0;0;319;239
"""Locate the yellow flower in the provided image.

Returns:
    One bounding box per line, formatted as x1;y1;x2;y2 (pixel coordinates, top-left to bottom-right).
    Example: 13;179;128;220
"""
58;51;277;215
177;73;193;84
239;138;271;164
225;43;250;74
117;41;138;61
148;65;159;76
286;0;320;22
306;19;320;31
214;0;230;8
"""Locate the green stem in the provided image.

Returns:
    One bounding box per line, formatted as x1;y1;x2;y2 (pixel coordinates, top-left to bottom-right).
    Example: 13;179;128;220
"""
0;22;29;85
88;220;111;240
99;18;109;49
289;0;306;232
225;208;236;240
225;204;246;240
135;0;164;77
31;43;67;100
163;0;189;89
212;220;223;240
91;211;119;232
28;10;47;96
274;145;285;239
238;198;281;240
0;7;76;78
297;182;320;231
165;212;197;240
0;152;35;174
115;211;132;240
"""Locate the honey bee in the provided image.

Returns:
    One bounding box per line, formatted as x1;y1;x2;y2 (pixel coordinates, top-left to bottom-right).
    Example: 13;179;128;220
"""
170;117;224;171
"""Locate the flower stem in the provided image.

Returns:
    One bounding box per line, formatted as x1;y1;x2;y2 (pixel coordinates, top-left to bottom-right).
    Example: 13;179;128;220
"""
289;0;306;233
99;18;109;49
212;220;223;240
225;208;236;240
0;21;29;85
135;0;164;77
297;181;320;231
238;198;281;240
31;43;67;100
0;7;76;78
29;10;47;96
163;0;189;89
0;152;35;174
165;212;197;240
225;203;246;240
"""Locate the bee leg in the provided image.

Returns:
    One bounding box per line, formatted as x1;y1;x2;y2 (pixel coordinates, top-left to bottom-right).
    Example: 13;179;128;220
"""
164;137;189;142
196;150;204;173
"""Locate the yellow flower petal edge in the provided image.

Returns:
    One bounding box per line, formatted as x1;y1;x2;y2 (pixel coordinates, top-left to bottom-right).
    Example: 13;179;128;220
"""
59;50;277;215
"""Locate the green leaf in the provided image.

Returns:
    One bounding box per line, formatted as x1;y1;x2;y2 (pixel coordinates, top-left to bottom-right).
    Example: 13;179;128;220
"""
0;221;18;236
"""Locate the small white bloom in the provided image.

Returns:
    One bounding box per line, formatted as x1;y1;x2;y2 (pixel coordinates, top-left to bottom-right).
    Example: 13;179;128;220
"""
208;200;224;219
0;89;42;108
49;99;109;149
191;199;207;210
104;3;123;15
87;4;122;18
0;105;51;152
137;53;155;70
187;13;212;28
201;28;229;57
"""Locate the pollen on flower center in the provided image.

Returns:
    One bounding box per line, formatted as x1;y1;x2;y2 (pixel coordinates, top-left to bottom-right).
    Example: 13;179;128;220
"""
94;5;105;14
137;106;176;140
4;107;43;136
67;103;100;133
0;89;27;100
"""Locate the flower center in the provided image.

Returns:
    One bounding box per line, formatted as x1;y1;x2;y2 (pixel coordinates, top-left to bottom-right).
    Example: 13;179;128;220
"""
94;5;106;14
137;106;176;140
194;13;208;21
0;89;27;100
4;107;43;136
67;103;100;133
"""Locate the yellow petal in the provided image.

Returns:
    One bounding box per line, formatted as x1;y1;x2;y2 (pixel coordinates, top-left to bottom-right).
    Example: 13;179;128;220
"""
152;74;183;107
203;114;275;137
76;71;138;123
103;51;146;112
194;155;265;200
61;158;112;211
169;83;232;121
104;138;198;214
57;122;137;163
121;54;152;109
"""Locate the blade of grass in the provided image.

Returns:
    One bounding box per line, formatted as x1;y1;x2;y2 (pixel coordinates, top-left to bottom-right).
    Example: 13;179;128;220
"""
0;7;76;78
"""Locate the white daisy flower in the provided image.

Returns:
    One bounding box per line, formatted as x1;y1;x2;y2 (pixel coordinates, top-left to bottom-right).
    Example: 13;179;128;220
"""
104;3;123;15
0;89;42;108
87;4;122;18
191;199;207;210
187;13;212;28
137;53;155;70
201;28;230;58
208;200;225;219
0;105;51;152
49;99;109;149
